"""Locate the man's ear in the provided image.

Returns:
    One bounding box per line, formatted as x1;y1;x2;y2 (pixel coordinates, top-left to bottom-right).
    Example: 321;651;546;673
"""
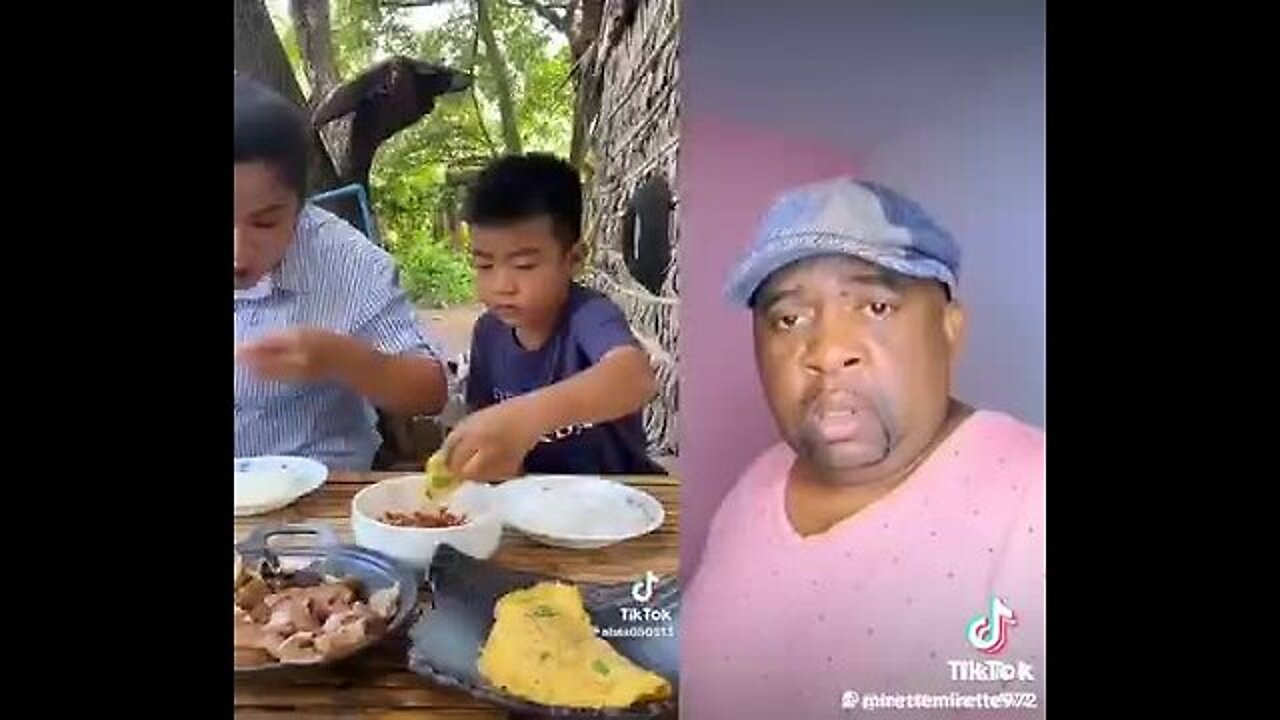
943;300;967;362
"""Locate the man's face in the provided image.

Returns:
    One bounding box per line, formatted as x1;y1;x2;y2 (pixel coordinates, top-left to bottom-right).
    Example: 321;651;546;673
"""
470;216;579;330
233;162;299;290
753;254;965;485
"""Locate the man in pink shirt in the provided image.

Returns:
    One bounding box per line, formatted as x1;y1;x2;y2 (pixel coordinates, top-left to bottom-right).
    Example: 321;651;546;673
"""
681;178;1045;718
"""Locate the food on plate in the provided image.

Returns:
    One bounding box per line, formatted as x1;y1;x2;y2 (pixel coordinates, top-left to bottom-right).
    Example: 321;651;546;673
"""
380;508;469;528
233;551;399;666
477;581;672;708
424;451;462;501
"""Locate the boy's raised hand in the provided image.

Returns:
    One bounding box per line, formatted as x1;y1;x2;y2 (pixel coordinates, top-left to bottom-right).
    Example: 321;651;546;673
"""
440;399;542;482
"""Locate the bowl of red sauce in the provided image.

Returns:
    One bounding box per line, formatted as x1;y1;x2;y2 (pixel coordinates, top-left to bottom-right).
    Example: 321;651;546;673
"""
351;475;503;569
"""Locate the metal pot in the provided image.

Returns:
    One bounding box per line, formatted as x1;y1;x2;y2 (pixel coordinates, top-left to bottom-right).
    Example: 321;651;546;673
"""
233;522;419;674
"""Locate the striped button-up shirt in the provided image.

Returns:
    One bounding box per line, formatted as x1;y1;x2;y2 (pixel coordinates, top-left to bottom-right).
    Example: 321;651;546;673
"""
234;205;443;470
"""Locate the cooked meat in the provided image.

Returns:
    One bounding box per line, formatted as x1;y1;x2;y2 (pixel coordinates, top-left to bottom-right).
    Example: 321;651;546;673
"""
309;580;358;605
234;612;272;650
233;557;389;666
265;584;356;623
234;576;271;612
315;610;372;657
246;600;271;624
270;631;326;664
380;509;467;527
263;595;320;634
368;584;400;620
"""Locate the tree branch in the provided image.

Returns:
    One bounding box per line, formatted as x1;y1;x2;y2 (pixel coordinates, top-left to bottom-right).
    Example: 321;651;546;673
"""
475;0;523;153
470;89;500;157
568;0;601;61
288;0;341;104
507;0;569;33
466;9;499;156
381;1;453;8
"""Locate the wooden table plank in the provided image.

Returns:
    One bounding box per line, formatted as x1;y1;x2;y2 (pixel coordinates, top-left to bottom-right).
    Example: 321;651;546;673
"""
238;702;506;712
235;684;503;710
235;473;679;718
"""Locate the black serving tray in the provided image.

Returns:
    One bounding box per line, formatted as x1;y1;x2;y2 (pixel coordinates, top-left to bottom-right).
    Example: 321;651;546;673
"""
407;544;678;718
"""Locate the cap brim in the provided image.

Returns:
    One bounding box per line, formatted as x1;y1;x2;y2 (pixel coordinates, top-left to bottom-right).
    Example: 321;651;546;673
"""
724;234;958;307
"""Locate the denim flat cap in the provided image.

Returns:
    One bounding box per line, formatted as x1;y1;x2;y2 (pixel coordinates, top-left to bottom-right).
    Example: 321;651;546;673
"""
725;177;960;307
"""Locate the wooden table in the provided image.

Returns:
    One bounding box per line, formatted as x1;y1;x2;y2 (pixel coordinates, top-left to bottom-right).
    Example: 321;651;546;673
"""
234;473;679;719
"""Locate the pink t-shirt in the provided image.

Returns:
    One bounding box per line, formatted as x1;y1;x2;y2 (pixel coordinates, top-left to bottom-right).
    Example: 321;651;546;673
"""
681;411;1046;719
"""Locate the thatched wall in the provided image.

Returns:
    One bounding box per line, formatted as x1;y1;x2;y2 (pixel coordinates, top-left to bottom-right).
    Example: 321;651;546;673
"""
581;0;681;458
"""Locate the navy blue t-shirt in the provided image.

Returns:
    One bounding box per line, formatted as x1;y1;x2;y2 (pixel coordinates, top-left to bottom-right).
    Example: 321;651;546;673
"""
465;284;661;475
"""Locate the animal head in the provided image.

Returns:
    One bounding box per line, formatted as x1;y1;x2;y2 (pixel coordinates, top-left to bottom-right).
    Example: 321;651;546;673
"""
312;56;471;130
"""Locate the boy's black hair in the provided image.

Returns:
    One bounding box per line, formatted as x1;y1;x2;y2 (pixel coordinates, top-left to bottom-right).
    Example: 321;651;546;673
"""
464;153;583;248
234;74;309;200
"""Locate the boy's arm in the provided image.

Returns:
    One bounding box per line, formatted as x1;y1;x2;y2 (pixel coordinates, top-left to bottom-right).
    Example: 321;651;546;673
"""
442;296;655;478
507;292;656;430
506;344;656;434
442;346;655;479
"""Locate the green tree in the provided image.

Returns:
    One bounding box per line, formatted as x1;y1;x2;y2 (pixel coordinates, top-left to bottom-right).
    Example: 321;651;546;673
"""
273;0;573;308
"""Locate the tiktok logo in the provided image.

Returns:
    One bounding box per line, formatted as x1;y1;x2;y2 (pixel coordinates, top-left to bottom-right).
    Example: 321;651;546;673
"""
966;595;1017;655
631;570;659;603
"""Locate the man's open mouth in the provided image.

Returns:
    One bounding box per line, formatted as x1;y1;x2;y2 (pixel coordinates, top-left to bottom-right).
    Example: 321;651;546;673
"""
809;391;866;443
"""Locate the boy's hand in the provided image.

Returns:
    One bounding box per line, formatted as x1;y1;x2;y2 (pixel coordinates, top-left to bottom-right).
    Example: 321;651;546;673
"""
237;328;356;383
441;401;543;481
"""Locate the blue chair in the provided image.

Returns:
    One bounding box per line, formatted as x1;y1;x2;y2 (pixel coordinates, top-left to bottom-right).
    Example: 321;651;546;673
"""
309;183;382;247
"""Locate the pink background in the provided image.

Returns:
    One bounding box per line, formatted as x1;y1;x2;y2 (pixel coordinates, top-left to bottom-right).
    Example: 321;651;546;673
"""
676;113;857;578
675;0;1045;576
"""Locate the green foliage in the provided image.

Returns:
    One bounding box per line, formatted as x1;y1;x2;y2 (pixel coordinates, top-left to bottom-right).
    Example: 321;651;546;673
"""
273;0;573;308
397;232;475;308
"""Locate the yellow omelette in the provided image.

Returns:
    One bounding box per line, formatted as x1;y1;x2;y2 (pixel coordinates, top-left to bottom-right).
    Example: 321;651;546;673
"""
477;582;672;709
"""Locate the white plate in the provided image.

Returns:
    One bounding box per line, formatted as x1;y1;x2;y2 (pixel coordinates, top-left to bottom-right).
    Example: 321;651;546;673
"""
233;456;329;517
494;475;665;549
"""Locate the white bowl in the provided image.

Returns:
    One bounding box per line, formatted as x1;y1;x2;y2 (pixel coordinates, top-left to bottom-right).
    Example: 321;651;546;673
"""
495;475;666;549
350;475;503;570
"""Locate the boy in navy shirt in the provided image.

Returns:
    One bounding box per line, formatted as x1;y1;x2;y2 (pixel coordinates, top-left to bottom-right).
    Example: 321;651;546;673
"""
441;154;663;478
